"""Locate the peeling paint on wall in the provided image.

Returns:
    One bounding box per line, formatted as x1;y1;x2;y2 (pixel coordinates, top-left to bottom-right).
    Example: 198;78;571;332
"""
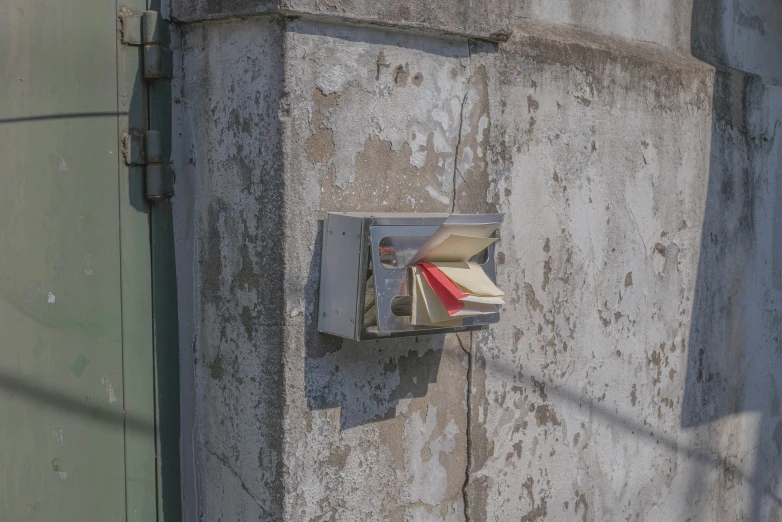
101;374;117;404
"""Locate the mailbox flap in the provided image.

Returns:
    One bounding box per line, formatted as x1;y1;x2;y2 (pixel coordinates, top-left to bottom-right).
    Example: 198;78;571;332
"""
318;213;364;338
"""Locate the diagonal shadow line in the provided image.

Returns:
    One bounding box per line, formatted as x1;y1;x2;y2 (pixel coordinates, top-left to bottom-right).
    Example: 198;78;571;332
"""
456;350;782;509
0;112;129;124
0;368;154;433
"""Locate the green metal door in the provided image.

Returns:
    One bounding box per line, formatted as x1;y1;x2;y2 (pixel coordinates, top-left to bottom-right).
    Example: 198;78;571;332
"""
0;0;171;520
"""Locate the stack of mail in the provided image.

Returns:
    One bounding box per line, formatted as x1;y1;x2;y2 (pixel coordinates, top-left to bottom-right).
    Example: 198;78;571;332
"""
407;230;504;326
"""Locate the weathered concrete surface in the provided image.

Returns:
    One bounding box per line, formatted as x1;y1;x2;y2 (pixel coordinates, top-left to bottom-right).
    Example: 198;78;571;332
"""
682;70;782;522
175;19;287;520
692;0;782;85
467;22;715;520
469;19;782;521
172;2;782;521
170;0;695;52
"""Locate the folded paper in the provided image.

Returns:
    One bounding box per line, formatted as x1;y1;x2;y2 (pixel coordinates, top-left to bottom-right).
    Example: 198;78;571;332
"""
417;235;497;263
417;262;467;315
408;215;501;266
411;267;463;326
417;262;505;305
432;261;504;297
402;216;503;327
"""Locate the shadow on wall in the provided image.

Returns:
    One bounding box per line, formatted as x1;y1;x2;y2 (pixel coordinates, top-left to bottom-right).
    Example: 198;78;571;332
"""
684;0;782;519
303;221;445;430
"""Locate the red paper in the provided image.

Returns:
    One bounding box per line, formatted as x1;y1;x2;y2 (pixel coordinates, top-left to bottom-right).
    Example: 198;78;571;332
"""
418;262;468;298
417;262;466;316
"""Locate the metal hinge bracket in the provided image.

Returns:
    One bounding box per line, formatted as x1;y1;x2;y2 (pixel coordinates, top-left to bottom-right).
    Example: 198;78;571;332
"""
121;129;174;199
120;10;173;79
119;7;174;201
122;130;145;166
145;130;174;200
142;11;173;80
120;11;143;45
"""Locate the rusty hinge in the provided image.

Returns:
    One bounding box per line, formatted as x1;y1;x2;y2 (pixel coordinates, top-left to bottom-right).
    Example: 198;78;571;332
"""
120;7;174;201
120;10;172;79
121;129;173;199
145;130;174;200
142;11;173;80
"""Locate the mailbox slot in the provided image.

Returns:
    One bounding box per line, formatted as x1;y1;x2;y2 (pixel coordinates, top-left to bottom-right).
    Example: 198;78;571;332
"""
318;212;503;340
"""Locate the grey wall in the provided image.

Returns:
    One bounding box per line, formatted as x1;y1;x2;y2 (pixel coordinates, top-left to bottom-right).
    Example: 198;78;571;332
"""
171;1;782;520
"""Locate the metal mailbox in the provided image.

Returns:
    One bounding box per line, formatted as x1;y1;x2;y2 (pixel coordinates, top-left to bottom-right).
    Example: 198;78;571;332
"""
317;212;504;340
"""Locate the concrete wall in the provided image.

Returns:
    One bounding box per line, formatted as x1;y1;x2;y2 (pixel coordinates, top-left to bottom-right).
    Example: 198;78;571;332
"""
170;0;695;52
171;1;782;520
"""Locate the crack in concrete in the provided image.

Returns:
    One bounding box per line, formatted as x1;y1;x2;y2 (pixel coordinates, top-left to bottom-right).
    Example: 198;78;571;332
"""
455;333;470;355
454;41;474;519
205;447;269;515
451;42;473;213
626;203;647;254
462;331;474;521
456;166;471;190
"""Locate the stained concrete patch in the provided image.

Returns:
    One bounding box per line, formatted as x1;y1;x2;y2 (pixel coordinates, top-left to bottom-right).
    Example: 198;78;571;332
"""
305;89;338;164
533;404;560;427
